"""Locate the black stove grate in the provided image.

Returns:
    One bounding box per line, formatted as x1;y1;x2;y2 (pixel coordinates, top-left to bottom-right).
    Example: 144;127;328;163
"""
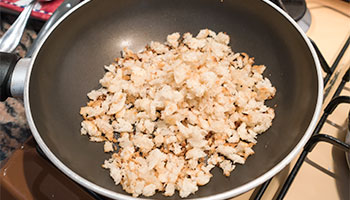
254;36;350;200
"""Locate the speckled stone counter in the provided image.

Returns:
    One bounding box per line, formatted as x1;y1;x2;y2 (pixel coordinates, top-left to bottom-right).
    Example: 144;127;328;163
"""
0;14;43;165
0;98;30;163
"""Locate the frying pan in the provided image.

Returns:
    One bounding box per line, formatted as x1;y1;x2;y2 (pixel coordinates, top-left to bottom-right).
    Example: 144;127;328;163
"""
0;0;323;199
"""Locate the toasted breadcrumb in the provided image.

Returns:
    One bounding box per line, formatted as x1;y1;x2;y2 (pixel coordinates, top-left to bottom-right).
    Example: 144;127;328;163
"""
81;29;276;198
104;141;114;152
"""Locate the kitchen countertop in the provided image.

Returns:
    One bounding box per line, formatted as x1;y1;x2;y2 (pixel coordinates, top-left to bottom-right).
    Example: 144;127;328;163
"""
0;98;30;163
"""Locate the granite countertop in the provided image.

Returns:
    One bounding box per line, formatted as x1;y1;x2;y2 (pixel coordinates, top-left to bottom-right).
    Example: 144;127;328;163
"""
0;98;30;163
0;13;44;165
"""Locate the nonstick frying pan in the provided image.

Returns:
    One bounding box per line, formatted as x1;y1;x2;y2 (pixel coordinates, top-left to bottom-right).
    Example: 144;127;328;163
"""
0;0;323;199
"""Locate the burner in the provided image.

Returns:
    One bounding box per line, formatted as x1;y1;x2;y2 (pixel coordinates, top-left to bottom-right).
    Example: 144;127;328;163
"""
282;0;307;21
282;0;311;32
273;0;311;32
297;8;311;33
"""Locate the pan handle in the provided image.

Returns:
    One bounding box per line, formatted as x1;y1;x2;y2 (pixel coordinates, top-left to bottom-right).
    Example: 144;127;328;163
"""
0;52;20;101
0;53;29;101
0;0;82;101
10;57;31;98
269;0;288;13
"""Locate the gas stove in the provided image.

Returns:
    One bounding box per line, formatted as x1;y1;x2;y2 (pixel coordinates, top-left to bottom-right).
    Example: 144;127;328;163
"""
0;0;349;199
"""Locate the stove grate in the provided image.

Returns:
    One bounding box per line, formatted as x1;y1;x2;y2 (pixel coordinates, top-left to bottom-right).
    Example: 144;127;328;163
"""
254;36;350;200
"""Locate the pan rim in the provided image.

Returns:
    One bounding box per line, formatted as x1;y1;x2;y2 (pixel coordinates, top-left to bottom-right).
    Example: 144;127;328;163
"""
24;0;324;199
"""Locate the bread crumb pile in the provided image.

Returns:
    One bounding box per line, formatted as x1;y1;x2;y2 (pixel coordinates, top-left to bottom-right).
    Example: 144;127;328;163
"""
80;29;276;198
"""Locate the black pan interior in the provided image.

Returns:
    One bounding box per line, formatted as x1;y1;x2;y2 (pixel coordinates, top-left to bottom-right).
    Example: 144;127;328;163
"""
29;0;319;199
